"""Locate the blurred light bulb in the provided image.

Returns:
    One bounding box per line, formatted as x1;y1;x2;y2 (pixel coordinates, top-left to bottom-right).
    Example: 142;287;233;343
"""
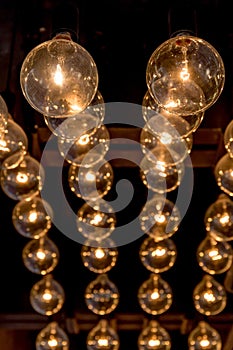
22;236;59;275
188;321;222;350
138;273;173;315
146;35;225;116
87;319;119;350
224;119;233;157
85;274;119;315
193;274;227;316
138;320;171;350
30;274;65;316
81;238;118;273
20;32;98;117
197;235;233;274
139;236;177;273
0;95;8;136
214;153;233;196
36;321;69;350
12;196;53;239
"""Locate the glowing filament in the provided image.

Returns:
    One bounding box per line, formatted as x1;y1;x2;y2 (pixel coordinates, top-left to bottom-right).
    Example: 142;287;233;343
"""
219;214;230;225
36;250;46;260
91;214;103;225
48;339;58;347
85;171;96;182
148;339;160;347
180;67;190;81
78;134;90;145
28;211;38;222
151;290;160;300
208;249;221;261
160;132;172;145
54;64;63;86
203;291;215;303
97;338;109;347
154;214;166;223
152;247;166;257
200;338;210;348
95;248;105;259
43;291;52;301
16;172;28;183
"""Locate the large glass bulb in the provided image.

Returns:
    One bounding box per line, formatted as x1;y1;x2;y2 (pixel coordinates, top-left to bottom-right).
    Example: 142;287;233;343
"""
81;238;118;273
204;194;233;241
22;236;59;275
138;273;173;315
139;237;177;273
0;95;8;136
138;320;171;350
0;119;28;164
197;235;233;274
12;196;53;239
188;321;222;350
139;194;181;241
30;274;65;316
36;322;69;350
0;151;45;200
20;32;98;117
68;158;114;200
76;200;116;241
193;274;227;316
87;319;120;350
85;274;119;315
146;35;225;116
224;119;233;157
44;90;105;139
214;153;233;196
57;124;110;166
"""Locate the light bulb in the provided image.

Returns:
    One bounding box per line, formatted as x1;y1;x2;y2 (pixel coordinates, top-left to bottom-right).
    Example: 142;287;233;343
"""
0;119;28;164
30;274;65;316
57;124;110;166
139;236;177;273
12;196;53;239
138;320;171;350
142;90;204;136
20;32;98;117
140;154;185;194
68;158;114;200
0;151;45;200
224;119;233;157
36;322;69;350
188;321;222;350
138;273;173;315
22;236;59;275
0;95;8;136
139;194;181;241
214;153;233;196
197;235;233;274
87;319;120;350
146;35;225;116
77;200;116;241
204;194;233;241
193;274;227;316
81;238;118;273
44;90;105;139
85;274;119;315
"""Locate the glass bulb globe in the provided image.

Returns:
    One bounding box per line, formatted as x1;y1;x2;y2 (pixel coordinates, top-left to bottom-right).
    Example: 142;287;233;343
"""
0;95;8;136
0;119;28;164
188;321;222;350
20;32;98;117
30;274;65;316
139;194;181;241
204;194;233;241
76;200;116;241
12;196;53;239
81;238;118;273
139;236;177;273
57;124;110;166
138;320;171;350
224;261;233;293
0;151;45;200
214;153;233;196
22;236;59;275
68;158;114;200
193;274;227;316
142;90;204;136
138;273;173;315
87;319;120;350
44;90;105;139
36;322;69;350
85;274;119;315
140;154;185;194
197;235;233;274
224;119;233;157
146;35;225;116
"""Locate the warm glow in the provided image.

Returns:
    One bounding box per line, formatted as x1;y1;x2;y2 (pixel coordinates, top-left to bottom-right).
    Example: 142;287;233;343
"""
160;132;172;145
180;67;190;80
91;213;103;225
16;172;28;183
219;213;230;225
152;247;166;257
95;248;105;259
148;339;160;347
97;338;109;347
208;248;221;261
28;211;38;222
36;250;46;260
78;134;90;145
200;338;210;348
203;291;216;303
154;214;166;223
48;338;58;347
164;100;179;109
54;64;63;86
43;291;52;301
85;171;96;182
151;290;160;300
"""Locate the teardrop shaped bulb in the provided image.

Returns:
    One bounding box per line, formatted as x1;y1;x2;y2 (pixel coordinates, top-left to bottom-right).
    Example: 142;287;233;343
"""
87;319;120;350
188;321;222;350
36;321;69;350
138;320;171;350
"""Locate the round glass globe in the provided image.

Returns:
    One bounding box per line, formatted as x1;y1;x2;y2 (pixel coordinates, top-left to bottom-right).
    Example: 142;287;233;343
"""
188;321;222;350
20;32;98;117
12;196;53;239
30;274;65;316
87;319;120;350
22;236;59;275
0;95;8;136
0;151;45;200
36;322;69;350
214;153;233;196
146;35;225;116
138;320;171;350
224;119;233;157
85;274;119;315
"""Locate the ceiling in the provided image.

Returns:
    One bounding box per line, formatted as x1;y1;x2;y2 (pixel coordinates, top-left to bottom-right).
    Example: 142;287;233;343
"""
1;0;233;349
